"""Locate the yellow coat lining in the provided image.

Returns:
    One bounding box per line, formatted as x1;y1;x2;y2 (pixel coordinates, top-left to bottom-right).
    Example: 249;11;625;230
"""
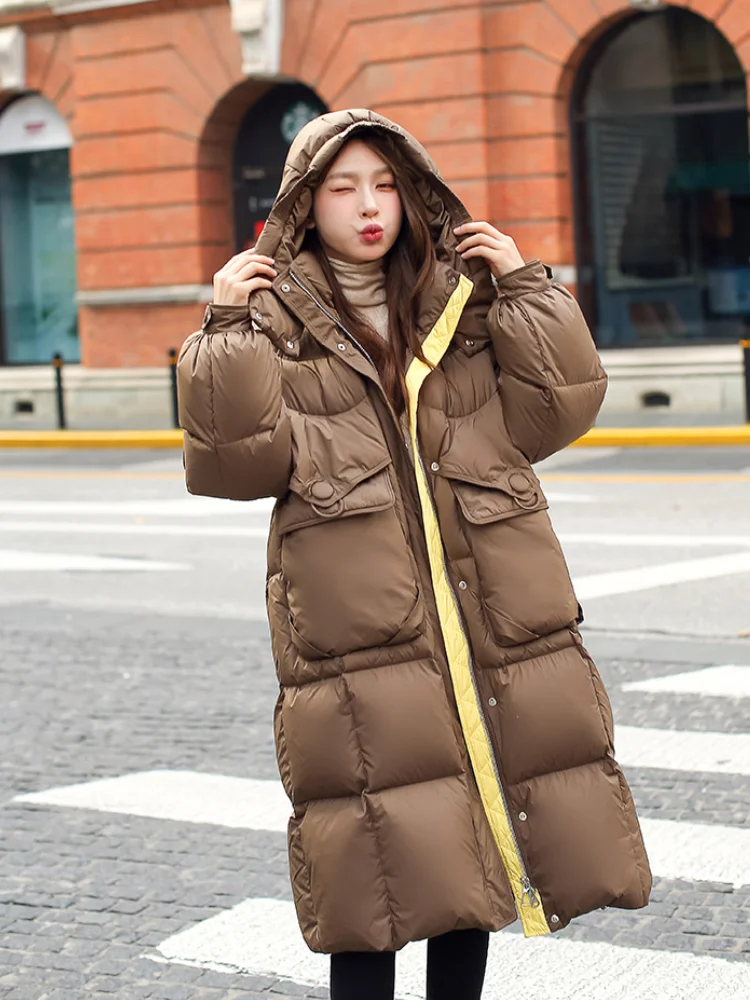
404;274;550;938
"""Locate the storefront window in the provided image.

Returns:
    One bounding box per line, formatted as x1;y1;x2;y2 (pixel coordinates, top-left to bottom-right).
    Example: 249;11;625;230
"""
572;9;750;347
0;95;79;365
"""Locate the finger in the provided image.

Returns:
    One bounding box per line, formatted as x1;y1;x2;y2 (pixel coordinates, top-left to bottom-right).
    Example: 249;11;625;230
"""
456;233;504;254
454;221;502;239
223;252;276;277
456;227;512;247
459;246;495;262
238;277;275;296
233;261;278;281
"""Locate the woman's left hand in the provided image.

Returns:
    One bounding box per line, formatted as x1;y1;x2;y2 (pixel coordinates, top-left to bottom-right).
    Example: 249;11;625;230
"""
454;222;526;279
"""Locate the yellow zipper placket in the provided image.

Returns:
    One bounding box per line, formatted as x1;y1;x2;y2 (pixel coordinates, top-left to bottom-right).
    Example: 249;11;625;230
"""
404;273;550;938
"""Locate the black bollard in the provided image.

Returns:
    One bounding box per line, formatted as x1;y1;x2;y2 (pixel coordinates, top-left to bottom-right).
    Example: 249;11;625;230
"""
168;348;179;429
742;339;750;425
52;353;66;430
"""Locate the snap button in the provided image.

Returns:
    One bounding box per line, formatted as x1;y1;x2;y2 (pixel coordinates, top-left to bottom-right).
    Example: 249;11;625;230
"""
286;340;295;350
458;580;467;590
337;343;346;352
508;471;531;493
255;311;263;321
281;283;291;293
448;275;457;286
550;914;560;924
310;481;335;501
488;697;497;707
430;462;439;472
465;339;474;347
518;812;527;821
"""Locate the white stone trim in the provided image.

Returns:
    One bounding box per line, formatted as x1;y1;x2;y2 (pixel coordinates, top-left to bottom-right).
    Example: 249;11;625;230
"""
550;264;577;285
598;343;743;377
231;0;283;76
76;285;213;307
50;0;153;10
0;26;24;91
0;0;157;13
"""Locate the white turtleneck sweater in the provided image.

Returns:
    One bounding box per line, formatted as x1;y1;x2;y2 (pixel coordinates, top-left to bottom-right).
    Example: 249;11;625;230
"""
328;256;389;340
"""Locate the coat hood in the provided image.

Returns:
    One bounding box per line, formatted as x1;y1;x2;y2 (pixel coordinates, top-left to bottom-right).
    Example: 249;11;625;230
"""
254;108;475;271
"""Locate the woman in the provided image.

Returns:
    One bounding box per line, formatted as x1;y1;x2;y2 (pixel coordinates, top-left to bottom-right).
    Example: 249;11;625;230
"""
177;109;652;1000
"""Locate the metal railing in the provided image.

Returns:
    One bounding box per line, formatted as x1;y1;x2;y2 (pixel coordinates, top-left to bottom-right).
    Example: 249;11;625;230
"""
48;349;180;431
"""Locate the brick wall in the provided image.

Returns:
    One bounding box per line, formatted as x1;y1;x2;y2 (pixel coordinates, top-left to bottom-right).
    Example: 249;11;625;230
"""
78;302;205;367
1;1;247;366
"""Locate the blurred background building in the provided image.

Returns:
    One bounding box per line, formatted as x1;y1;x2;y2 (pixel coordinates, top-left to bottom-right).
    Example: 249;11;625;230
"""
0;0;748;423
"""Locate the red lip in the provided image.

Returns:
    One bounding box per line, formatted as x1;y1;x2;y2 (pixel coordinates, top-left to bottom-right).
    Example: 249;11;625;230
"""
360;225;383;235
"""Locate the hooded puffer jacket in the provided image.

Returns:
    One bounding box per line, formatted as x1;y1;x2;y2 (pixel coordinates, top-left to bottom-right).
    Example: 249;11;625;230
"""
177;109;652;955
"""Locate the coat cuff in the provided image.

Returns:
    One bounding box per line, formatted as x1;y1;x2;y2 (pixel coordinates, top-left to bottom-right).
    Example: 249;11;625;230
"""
201;302;252;332
493;259;552;299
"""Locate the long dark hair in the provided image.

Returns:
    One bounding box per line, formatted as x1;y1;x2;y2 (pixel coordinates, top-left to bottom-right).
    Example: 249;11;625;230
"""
306;132;437;414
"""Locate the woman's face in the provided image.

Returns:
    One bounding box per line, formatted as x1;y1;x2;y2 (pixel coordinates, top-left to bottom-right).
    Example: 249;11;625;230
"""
312;140;403;264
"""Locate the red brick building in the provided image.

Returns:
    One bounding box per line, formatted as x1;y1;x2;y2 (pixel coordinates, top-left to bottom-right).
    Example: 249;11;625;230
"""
1;0;749;407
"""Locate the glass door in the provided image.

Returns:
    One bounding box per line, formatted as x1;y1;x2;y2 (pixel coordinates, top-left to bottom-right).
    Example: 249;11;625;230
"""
0;147;79;364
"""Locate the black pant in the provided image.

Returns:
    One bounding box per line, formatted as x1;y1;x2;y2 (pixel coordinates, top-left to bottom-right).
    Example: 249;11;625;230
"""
330;928;490;1000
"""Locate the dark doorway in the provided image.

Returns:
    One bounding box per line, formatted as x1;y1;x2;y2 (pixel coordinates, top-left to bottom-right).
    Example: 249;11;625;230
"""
572;9;750;348
232;83;327;252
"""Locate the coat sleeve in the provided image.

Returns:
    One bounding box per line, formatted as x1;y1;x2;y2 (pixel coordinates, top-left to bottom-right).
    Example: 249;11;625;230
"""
486;260;607;464
177;303;292;501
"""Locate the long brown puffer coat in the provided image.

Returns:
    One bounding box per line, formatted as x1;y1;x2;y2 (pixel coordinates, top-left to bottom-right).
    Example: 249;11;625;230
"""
177;109;652;955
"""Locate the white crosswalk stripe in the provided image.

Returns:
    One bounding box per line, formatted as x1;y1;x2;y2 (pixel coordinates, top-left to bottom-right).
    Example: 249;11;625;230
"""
0;499;271;516
575;552;750;600
150;896;750;999
0;550;188;572
615;725;750;774
623;665;750;699
0;521;270;538
13;771;290;831
640;818;750;887
15;766;750;888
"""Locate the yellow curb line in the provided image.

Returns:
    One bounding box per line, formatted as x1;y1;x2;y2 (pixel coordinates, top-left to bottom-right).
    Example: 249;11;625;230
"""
575;426;750;447
0;426;749;449
0;430;184;448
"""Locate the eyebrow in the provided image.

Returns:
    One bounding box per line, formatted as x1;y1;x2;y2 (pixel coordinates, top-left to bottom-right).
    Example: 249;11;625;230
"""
327;167;394;181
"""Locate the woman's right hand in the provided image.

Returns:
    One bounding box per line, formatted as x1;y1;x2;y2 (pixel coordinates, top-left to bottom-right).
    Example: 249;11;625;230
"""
212;249;278;306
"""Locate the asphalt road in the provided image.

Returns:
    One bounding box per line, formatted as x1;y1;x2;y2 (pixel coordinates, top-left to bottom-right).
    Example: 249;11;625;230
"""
1;445;749;999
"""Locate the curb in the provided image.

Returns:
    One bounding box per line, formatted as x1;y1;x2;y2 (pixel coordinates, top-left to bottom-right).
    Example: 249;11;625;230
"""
577;426;750;447
0;430;183;448
0;427;749;449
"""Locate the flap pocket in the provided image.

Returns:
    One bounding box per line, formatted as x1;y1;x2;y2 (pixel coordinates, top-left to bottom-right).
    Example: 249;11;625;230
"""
446;468;548;524
276;459;395;535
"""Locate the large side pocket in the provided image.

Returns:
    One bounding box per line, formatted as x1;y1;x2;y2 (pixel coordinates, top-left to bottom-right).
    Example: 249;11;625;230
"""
446;467;579;646
276;461;422;658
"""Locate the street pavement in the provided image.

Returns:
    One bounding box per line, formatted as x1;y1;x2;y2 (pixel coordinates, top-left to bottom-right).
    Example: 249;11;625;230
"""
0;444;749;999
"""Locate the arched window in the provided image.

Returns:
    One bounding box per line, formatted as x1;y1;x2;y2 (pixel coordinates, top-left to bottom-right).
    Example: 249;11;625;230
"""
0;94;79;365
232;83;327;251
572;8;750;347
